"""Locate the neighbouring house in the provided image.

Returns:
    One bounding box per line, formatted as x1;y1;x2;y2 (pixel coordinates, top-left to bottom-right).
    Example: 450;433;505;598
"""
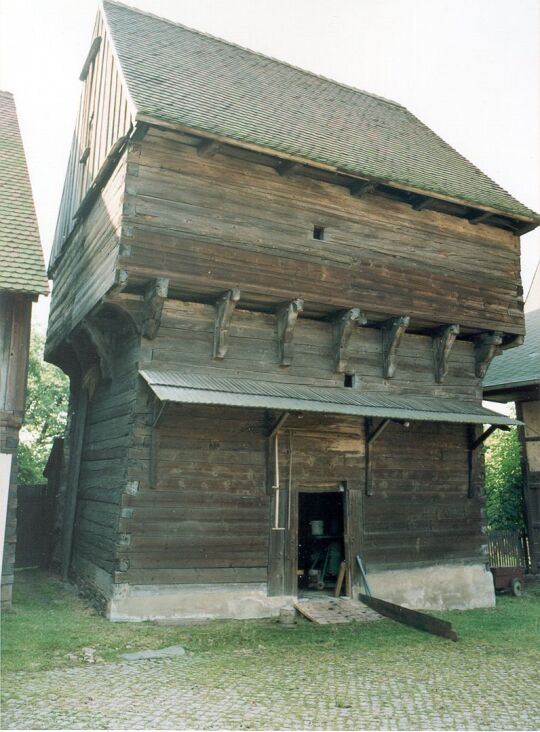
484;266;540;572
45;0;539;621
0;90;48;609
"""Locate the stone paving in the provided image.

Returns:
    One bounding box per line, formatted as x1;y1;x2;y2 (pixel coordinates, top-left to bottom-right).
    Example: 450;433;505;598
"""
2;644;540;730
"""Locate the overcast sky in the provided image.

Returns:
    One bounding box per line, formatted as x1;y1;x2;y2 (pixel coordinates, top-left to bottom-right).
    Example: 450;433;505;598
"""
1;0;538;331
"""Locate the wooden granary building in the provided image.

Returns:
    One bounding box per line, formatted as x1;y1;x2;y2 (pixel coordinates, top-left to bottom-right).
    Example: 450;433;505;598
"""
1;91;48;609
46;1;539;620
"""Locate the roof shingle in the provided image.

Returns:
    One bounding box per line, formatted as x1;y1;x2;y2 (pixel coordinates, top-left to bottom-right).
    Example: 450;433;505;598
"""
0;90;48;296
103;0;538;222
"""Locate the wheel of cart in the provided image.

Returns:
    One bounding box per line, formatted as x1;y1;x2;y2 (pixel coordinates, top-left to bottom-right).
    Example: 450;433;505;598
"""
487;529;527;597
490;566;525;596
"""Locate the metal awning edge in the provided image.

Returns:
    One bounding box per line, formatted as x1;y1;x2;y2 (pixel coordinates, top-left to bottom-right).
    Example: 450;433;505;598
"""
139;373;519;426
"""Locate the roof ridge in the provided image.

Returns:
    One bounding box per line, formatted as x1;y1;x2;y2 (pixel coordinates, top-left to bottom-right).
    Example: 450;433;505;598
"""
101;0;406;110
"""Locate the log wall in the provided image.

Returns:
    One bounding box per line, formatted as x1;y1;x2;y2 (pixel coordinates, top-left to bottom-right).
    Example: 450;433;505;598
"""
120;128;523;334
70;328;140;585
46;155;127;359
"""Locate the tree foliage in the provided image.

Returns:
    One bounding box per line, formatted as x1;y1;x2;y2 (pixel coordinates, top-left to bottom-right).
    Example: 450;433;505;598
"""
17;332;69;484
484;427;524;530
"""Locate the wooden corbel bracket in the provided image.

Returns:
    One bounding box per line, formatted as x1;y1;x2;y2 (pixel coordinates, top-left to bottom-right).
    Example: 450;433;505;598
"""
474;331;503;378
276;299;304;366
213;287;241;359
333;308;366;373
382;315;410;379
142;277;169;340
433;324;460;383
80;318;114;381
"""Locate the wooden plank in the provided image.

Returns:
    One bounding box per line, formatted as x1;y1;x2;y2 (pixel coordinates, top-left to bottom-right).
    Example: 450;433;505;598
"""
358;592;458;641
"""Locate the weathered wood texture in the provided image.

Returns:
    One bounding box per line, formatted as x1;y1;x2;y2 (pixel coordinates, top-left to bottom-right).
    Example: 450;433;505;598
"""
70;329;140;579
142;298;482;400
363;420;485;570
116;402;271;586
46;155;127;359
50;14;132;264
120;128;523;334
0;293;32;608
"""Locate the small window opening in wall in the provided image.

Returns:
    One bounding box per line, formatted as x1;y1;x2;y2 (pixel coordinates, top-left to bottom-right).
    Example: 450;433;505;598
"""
313;225;325;240
344;373;355;388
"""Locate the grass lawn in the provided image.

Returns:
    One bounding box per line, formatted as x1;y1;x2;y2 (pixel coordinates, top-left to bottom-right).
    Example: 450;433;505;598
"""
2;570;539;675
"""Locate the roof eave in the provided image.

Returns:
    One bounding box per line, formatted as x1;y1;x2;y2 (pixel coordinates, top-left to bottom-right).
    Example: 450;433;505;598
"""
135;111;540;229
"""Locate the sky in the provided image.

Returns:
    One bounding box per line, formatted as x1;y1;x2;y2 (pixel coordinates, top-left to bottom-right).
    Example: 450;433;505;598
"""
1;0;539;331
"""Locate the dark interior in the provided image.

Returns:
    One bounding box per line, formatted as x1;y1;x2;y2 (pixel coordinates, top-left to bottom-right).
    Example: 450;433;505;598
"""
297;491;345;594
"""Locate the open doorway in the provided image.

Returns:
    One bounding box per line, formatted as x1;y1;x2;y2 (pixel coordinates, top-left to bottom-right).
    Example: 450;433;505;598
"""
297;491;345;595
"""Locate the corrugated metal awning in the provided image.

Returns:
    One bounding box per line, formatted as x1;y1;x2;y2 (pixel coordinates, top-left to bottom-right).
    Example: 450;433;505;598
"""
139;369;518;426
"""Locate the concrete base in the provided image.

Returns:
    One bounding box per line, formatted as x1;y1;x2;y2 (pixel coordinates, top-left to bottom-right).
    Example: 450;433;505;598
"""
73;557;494;621
108;582;295;622
356;563;495;611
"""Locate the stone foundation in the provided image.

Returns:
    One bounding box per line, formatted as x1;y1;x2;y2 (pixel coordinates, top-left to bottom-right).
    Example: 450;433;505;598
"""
355;563;495;611
73;559;494;621
108;582;294;622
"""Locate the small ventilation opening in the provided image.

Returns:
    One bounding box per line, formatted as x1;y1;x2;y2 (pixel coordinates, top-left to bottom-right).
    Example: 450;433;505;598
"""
313;225;325;240
344;374;355;388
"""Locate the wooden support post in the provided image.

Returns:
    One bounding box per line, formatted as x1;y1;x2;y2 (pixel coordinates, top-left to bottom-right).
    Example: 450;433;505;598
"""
268;411;290;438
381;316;410;378
332;308;366;373
276;299;304;366
433;324;460;383
474;331;503;378
198;139;222;158
80;319;114;380
276;160;302;177
349;180;376;198
213;287;240;359
61;382;89;579
365;418;392;496
142;277;169;339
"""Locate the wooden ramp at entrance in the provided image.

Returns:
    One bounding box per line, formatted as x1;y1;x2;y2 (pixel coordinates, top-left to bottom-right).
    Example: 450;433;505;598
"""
294;597;382;624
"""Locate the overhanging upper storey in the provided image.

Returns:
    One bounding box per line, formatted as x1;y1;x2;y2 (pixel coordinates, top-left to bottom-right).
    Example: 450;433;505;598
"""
49;0;538;276
104;0;538;232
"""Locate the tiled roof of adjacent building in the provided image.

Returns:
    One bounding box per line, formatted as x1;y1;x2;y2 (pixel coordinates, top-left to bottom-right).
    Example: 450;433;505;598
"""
0;91;48;296
102;0;538;223
484;268;540;390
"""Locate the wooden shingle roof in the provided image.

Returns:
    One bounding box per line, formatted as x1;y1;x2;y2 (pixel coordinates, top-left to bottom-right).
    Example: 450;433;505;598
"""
0;91;48;296
102;0;538;224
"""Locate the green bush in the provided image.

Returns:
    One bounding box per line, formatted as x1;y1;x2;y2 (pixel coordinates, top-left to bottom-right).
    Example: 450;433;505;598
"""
484;427;524;530
17;332;69;484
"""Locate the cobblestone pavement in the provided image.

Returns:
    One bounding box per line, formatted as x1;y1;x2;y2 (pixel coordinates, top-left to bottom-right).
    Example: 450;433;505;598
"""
2;644;540;730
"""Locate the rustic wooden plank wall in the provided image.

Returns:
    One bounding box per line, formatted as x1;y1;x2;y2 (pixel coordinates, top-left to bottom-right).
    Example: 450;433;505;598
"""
363;421;484;569
121;128;523;334
117;403;270;586
71;330;140;578
46;156;127;358
50;15;132;266
145;299;482;400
